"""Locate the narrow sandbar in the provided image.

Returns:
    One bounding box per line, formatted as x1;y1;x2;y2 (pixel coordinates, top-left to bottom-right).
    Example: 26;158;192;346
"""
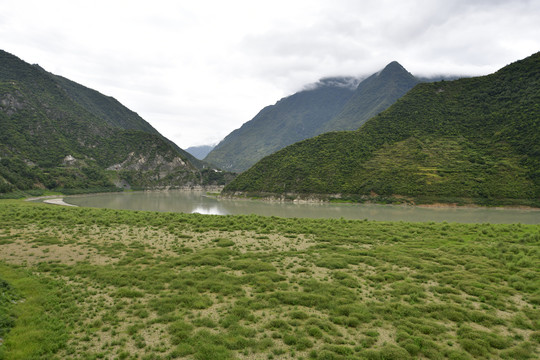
42;198;78;207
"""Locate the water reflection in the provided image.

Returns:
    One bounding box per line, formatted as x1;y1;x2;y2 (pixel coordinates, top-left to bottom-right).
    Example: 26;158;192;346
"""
191;205;225;215
64;191;540;224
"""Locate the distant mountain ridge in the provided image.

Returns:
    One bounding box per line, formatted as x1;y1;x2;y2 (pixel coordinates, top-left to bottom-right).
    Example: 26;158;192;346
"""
224;52;540;207
205;62;424;173
204;76;359;172
0;50;228;194
186;144;216;160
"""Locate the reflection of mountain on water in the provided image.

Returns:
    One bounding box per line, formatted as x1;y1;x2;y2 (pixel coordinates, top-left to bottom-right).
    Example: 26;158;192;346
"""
191;206;225;215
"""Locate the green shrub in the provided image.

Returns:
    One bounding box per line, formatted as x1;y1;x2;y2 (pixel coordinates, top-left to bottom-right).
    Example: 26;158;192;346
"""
114;287;144;298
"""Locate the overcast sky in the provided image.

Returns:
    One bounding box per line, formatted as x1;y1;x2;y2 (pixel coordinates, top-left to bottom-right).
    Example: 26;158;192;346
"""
2;0;539;148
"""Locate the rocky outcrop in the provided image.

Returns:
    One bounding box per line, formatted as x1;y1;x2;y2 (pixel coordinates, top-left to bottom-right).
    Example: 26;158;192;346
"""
0;90;25;116
106;152;188;172
62;155;77;166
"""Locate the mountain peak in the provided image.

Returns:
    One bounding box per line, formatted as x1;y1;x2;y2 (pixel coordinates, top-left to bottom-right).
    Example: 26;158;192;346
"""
322;61;419;132
378;61;408;76
386;60;404;68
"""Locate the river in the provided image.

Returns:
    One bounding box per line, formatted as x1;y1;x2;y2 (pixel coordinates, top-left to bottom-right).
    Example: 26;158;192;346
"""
62;190;540;224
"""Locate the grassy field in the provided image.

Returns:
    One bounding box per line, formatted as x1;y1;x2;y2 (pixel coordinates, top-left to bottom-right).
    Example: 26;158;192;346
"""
0;200;539;359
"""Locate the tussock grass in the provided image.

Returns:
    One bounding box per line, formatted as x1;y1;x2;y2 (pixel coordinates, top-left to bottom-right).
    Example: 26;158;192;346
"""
0;200;538;359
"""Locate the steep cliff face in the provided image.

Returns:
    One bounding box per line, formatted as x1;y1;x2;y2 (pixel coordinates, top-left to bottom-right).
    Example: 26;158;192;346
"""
49;72;207;170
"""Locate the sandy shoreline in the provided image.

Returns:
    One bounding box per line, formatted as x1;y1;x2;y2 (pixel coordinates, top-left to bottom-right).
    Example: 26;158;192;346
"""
42;198;78;207
25;195;77;207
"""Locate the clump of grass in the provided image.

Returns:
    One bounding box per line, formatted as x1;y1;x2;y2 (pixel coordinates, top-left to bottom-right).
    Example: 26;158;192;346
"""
0;201;539;359
0;278;19;339
0;263;76;359
30;235;62;245
0;234;19;245
213;238;235;247
114;287;144;298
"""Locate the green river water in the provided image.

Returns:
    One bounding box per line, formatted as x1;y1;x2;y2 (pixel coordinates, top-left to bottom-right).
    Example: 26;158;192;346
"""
63;191;540;224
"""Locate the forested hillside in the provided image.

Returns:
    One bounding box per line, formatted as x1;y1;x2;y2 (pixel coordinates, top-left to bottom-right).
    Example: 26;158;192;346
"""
224;52;540;206
204;77;358;173
49;70;206;169
0;50;227;195
206;62;427;173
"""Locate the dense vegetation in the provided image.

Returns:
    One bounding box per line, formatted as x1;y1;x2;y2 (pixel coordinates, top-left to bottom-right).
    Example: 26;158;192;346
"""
50;73;163;136
206;63;424;173
49;73;207;170
0;200;539;359
0;50;222;196
205;77;358;173
225;52;540;207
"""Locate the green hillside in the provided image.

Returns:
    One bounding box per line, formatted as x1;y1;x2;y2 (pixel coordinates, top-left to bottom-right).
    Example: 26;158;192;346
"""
224;52;540;206
204;77;358;173
323;61;419;132
0;50;225;195
206;63;421;174
49;71;207;170
50;73;162;134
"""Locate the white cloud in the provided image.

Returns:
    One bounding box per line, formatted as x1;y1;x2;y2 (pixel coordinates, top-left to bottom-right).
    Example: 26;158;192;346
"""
1;0;539;147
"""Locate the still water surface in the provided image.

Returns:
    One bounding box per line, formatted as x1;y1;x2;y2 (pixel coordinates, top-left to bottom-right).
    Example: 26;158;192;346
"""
64;191;540;224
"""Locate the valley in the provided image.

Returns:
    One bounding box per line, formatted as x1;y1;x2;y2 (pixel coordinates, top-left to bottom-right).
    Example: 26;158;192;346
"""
1;46;539;360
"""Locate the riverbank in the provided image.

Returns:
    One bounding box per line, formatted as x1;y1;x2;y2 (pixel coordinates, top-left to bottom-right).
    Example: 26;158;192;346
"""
416;202;540;211
25;195;78;207
26;186;226;208
42;198;77;207
221;191;540;210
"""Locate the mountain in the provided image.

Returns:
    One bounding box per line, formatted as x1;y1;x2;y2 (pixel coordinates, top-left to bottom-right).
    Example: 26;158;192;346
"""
203;77;360;173
47;72;207;170
223;52;540;207
322;61;419;132
205;63;421;173
49;73;163;135
0;50;227;195
186;144;216;160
